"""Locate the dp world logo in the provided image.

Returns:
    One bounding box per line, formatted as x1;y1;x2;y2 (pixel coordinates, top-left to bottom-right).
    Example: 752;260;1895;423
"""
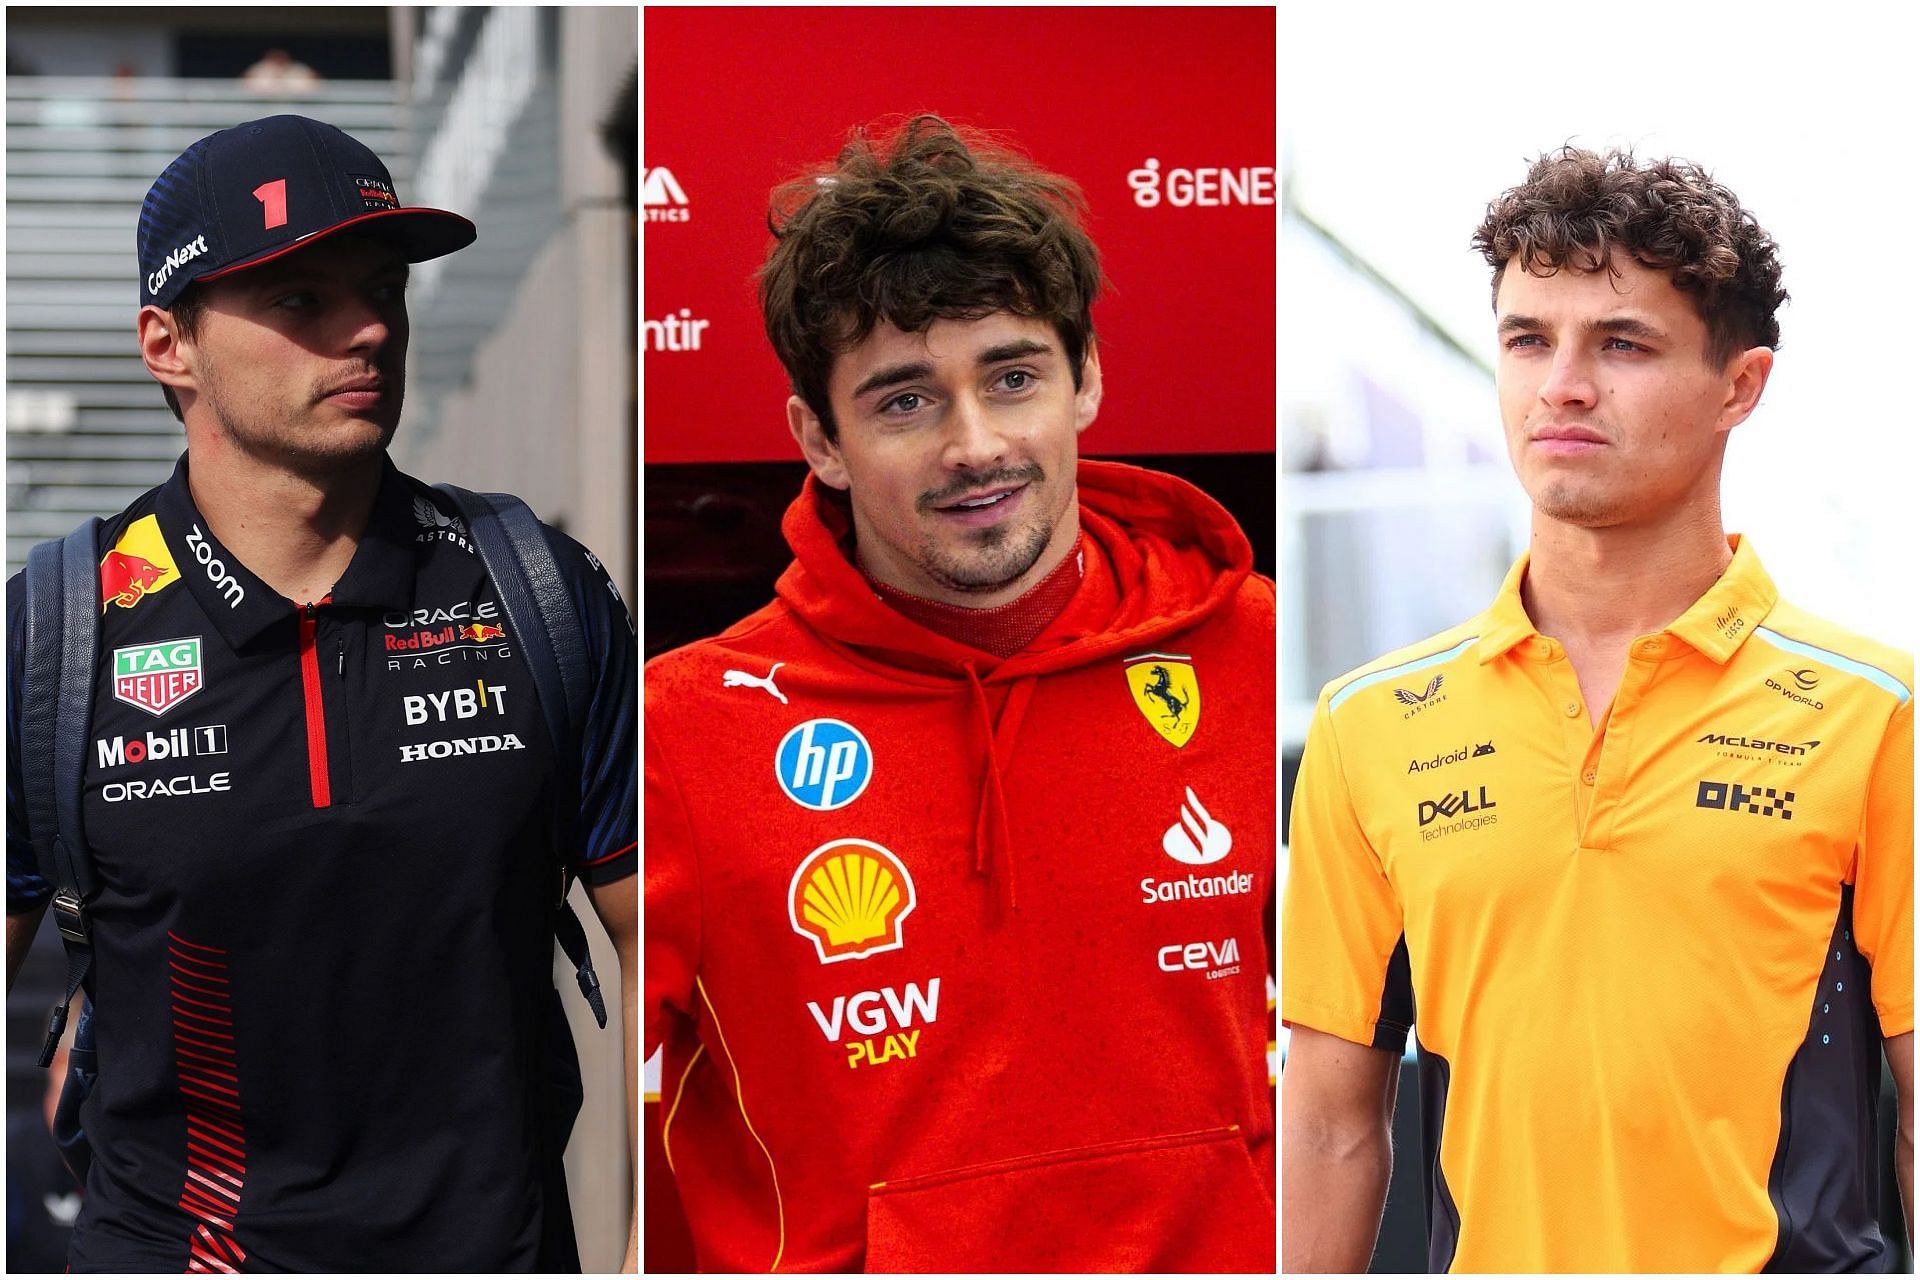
776;719;873;811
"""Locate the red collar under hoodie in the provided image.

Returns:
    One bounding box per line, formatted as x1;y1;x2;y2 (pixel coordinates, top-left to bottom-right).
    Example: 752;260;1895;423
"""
644;459;1276;1273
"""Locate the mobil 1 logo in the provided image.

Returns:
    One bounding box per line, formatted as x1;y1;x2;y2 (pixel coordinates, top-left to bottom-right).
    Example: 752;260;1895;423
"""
96;724;228;769
776;719;873;811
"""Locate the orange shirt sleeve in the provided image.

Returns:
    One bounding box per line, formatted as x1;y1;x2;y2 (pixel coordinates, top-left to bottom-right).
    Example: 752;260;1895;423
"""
1851;693;1913;1039
1281;690;1410;1051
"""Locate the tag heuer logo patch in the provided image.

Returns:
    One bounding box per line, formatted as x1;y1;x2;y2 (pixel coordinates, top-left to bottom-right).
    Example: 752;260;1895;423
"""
113;637;204;716
1124;652;1200;748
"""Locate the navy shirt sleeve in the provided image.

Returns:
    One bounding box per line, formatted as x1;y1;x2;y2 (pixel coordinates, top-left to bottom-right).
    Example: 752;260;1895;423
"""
6;571;52;915
541;528;636;885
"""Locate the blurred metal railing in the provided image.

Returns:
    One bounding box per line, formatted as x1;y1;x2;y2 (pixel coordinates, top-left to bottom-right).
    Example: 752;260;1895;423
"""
4;78;418;574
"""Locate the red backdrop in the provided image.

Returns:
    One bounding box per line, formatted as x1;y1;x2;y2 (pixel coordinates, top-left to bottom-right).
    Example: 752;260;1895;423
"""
642;5;1277;464
643;9;1275;1266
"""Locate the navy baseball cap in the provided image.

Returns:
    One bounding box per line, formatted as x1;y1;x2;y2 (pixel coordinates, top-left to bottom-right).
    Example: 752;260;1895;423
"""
138;114;476;310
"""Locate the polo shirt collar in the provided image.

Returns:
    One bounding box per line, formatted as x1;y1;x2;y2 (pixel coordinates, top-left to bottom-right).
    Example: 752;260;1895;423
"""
1664;534;1778;663
1474;533;1779;666
154;452;419;649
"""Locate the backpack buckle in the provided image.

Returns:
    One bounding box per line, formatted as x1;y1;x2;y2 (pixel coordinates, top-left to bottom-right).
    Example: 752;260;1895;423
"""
50;891;90;946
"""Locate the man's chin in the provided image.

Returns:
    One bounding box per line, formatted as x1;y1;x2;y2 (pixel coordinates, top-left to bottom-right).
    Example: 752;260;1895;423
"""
924;528;1055;594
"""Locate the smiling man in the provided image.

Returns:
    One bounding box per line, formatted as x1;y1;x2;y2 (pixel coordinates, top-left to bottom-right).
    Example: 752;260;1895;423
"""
644;116;1276;1271
1281;148;1913;1272
4;116;638;1271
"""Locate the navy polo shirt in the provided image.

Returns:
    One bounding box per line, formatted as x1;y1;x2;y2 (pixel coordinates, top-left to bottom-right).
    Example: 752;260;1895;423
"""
6;452;636;1271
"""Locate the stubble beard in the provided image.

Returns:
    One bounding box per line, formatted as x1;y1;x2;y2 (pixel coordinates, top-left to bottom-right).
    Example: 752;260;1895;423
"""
917;511;1057;594
913;476;1070;595
201;358;401;478
1530;475;1624;528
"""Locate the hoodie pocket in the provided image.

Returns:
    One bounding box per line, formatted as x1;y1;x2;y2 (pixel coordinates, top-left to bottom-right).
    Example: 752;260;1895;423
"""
864;1123;1274;1273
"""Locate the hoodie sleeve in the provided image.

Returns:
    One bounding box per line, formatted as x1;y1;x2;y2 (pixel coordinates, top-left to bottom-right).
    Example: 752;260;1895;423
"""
1280;690;1410;1052
643;696;700;1056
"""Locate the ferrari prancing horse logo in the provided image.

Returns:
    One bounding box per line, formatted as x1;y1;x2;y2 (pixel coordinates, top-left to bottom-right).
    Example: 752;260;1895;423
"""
1124;652;1200;748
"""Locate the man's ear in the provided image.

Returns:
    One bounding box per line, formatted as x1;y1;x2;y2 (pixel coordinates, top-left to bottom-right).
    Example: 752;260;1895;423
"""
138;305;193;401
789;395;849;490
1074;342;1103;434
1716;345;1774;436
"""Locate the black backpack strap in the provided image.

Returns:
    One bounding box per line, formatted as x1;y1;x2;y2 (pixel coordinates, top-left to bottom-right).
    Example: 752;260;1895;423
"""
23;519;103;1067
433;484;606;1029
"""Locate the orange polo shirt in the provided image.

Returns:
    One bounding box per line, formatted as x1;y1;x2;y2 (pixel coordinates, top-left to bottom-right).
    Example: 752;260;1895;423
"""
1283;535;1913;1272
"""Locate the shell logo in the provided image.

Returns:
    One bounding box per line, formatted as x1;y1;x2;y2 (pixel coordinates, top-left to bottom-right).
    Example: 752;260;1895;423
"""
788;839;917;964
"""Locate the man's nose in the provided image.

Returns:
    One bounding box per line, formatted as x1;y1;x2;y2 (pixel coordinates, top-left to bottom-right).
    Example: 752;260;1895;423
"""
941;393;1009;472
1538;344;1597;409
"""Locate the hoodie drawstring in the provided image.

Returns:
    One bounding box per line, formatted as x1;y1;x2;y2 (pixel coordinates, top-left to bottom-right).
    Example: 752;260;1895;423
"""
961;663;1039;913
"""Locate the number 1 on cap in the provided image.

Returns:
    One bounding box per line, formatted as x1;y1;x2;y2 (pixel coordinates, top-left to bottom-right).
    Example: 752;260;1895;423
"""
253;178;288;230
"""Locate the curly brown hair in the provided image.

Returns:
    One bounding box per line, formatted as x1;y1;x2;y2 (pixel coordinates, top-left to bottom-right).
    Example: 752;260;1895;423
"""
759;115;1103;441
1473;147;1787;363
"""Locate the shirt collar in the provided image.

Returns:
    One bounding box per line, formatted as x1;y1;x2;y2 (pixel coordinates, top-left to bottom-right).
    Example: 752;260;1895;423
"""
1474;533;1779;666
154;452;419;649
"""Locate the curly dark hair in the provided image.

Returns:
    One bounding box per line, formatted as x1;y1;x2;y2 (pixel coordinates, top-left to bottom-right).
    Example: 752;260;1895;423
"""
1473;147;1787;363
759;115;1103;441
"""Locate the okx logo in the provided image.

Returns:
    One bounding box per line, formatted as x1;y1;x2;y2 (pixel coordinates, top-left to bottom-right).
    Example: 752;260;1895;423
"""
1697;780;1795;821
776;718;872;810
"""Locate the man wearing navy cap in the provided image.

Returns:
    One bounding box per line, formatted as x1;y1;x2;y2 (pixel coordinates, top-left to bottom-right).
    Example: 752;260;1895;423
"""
4;116;638;1271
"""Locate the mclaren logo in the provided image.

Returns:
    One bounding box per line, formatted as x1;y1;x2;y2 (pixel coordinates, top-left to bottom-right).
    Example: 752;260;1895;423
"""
1124;652;1200;748
789;839;917;964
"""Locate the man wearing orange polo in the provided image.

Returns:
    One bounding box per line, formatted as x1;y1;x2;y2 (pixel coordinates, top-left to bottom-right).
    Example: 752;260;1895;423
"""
1282;148;1913;1272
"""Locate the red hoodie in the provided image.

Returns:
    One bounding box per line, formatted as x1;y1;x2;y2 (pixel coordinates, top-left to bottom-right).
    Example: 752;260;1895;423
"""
645;460;1275;1272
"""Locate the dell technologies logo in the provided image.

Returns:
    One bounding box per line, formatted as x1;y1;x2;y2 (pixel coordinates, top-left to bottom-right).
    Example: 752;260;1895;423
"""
1417;786;1497;843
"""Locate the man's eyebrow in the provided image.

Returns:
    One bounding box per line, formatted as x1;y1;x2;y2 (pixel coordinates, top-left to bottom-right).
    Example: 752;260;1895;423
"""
976;338;1052;365
851;360;934;403
1591;315;1665;340
1497;313;1668;341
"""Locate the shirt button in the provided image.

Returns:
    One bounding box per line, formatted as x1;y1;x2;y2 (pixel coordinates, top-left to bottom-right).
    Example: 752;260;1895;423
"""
1564;700;1581;717
1582;769;1596;785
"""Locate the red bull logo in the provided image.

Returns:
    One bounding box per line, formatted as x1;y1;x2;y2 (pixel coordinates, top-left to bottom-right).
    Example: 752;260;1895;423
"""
98;515;180;612
385;621;508;652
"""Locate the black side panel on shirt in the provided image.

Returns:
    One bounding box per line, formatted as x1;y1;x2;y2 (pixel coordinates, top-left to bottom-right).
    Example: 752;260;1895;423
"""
1373;934;1413;1052
1414;1035;1460;1274
1763;885;1889;1272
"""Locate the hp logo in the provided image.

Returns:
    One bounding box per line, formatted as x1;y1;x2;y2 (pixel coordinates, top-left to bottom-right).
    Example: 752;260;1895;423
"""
775;719;873;811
